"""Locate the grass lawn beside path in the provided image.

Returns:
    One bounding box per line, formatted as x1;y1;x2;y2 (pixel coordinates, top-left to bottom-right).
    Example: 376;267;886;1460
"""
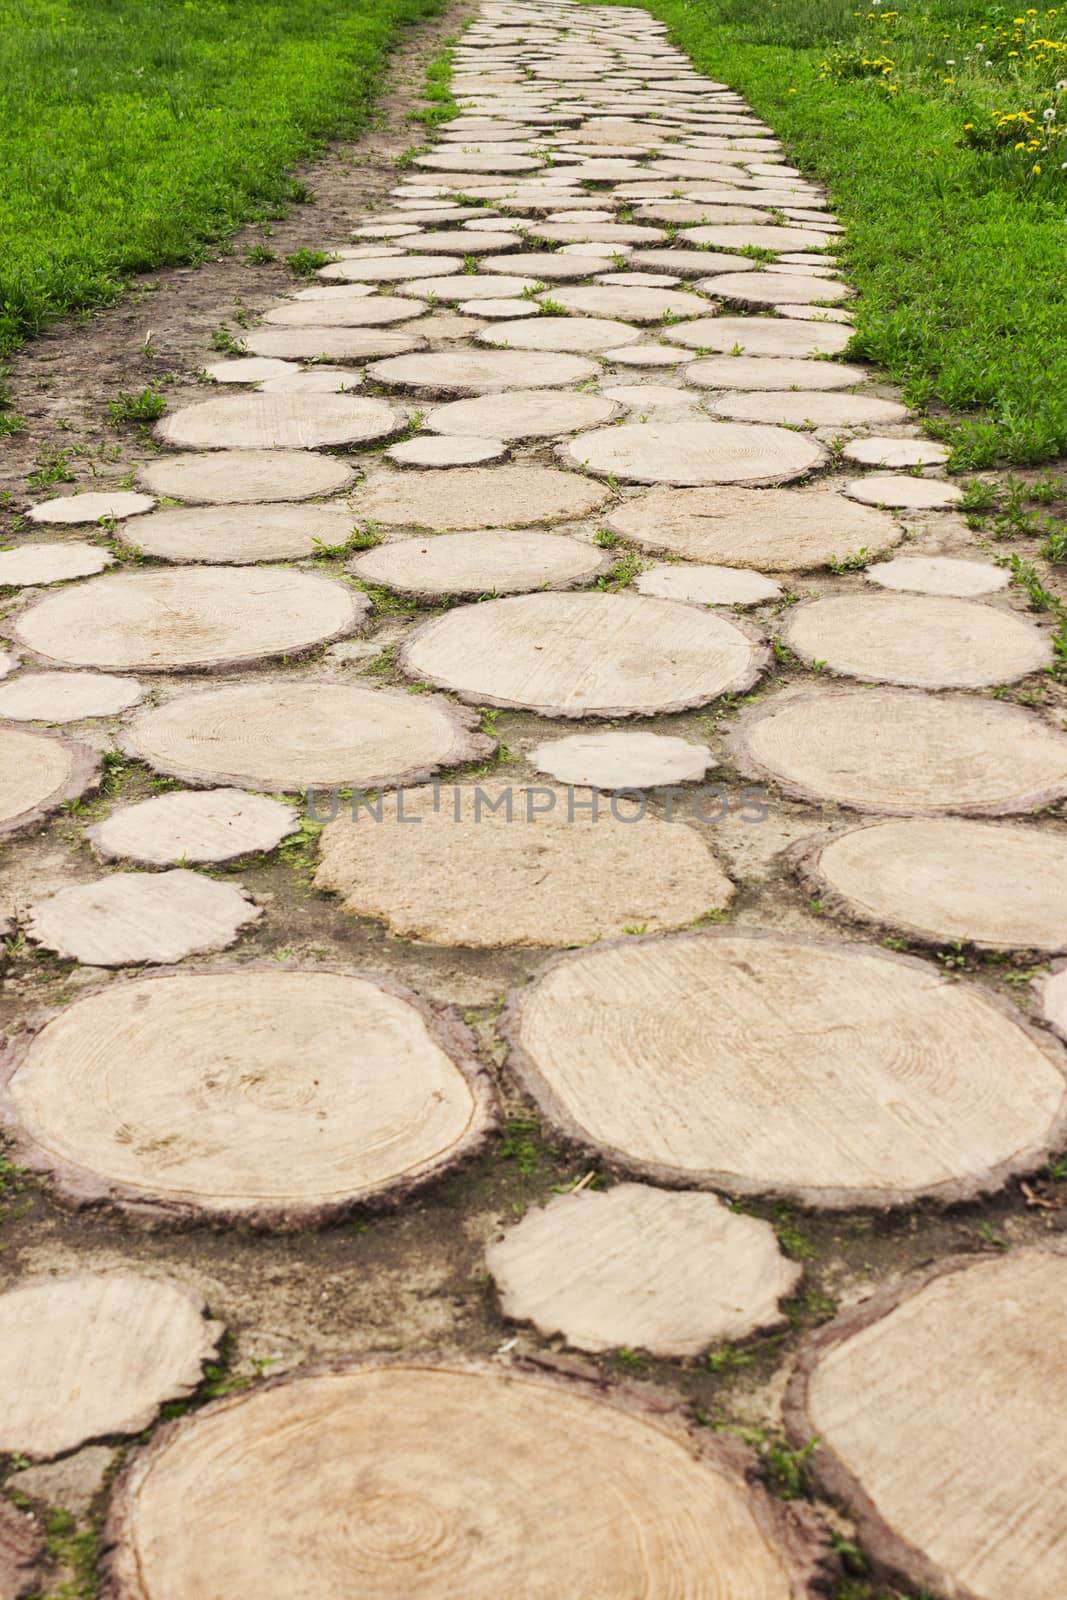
603;0;1067;468
0;0;447;357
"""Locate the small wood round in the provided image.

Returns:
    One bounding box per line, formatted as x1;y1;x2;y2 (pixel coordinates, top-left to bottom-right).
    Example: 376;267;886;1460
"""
27;491;155;525
366;349;599;394
88;790;301;867
122;680;492;792
609;485;901;569
261;295;423;327
665;315;852;356
0;968;496;1227
399;591;767;717
562;417;826;486
0;1499;46;1600
0;1274;224;1460
425;388;619;439
843;436;948;469
505;930;1067;1207
729;687;1067;815
11;567;367;673
781;593;1050;688
792;818;1067;952
0;541;114;586
155;393;401;451
529;730;713;789
348;465;611;530
317;253;463;282
476;316;644;352
545;285;708;322
685;223;835;252
637;563;781;605
203;357;298;384
699;271;852;307
487;1183;801;1355
102;1358;828;1600
487;251;621;278
26;869;261;966
784;1248;1067;1600
243;328;420;362
351;529;609;598
385;435;507;466
844;474;963;510
711;392;908;428
0;671;144;722
138;451;356;504
123;503;360;564
399;274;540;302
1041;965;1067;1041
865;555;1007;597
314;782;733;947
0;725;100;837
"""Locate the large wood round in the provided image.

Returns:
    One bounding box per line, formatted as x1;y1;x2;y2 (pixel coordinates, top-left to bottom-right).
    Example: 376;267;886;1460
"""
793;818;1067;952
424;388;618;439
399;591;766;716
665;314;852;356
351;530;609;597
561;418;826;485
0;725;100;837
505;931;1067;1206
608;485;899;569
781;593;1050;688
785;1249;1067;1600
711;392;909;429
486;1183;800;1355
155;394;400;451
730;688;1067;815
11;567;366;673
122;680;491;792
314;783;733;946
366;350;598;395
349;465;611;529
0;970;496;1227
103;1359;824;1600
137;451;357;504
125;504;360;564
0;1274;223;1460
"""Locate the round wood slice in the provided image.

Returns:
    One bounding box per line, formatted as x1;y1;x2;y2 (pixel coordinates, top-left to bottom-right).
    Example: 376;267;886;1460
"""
843;436;948;469
685;224;834;252
351;529;609;597
487;250;623;278
792;817;1067;952
123;503;359;564
700;272;852;307
865;555;1007;597
26;869;261;966
385;436;507;466
686;357;869;391
529;730;713;788
0;969;496;1226
314;782;733;946
665;315;852;356
476;316;644;352
0;671;144;722
0;1273;224;1460
784;1248;1067;1600
544;285;708;322
366;349;600;394
562;417;826;486
600;383;696;410
399;591;767;716
711;392;908;428
487;1183;801;1355
505;930;1067;1206
121;680;492;792
0;541;114;586
730;687;1067;814
844;473;963;510
425;388;619;439
637;563;781;605
27;491;155;525
0;647;15;678
604;342;696;365
102;1358;827;1599
203;357;298;384
261;366;364;395
0;725;100;837
242;328;421;362
155;393;400;452
398;274;540;302
11;567;367;673
138;451;356;504
607;486;900;570
261;295;423;327
88;790;300;867
348;465;610;529
781;593;1050;688
317;254;462;282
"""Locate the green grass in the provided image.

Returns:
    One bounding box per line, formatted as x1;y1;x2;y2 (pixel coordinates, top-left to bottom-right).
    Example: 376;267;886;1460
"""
588;0;1067;467
0;0;446;353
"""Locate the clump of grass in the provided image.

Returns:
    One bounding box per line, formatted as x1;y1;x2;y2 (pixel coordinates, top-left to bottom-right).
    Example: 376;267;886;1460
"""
107;384;166;425
285;248;335;278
